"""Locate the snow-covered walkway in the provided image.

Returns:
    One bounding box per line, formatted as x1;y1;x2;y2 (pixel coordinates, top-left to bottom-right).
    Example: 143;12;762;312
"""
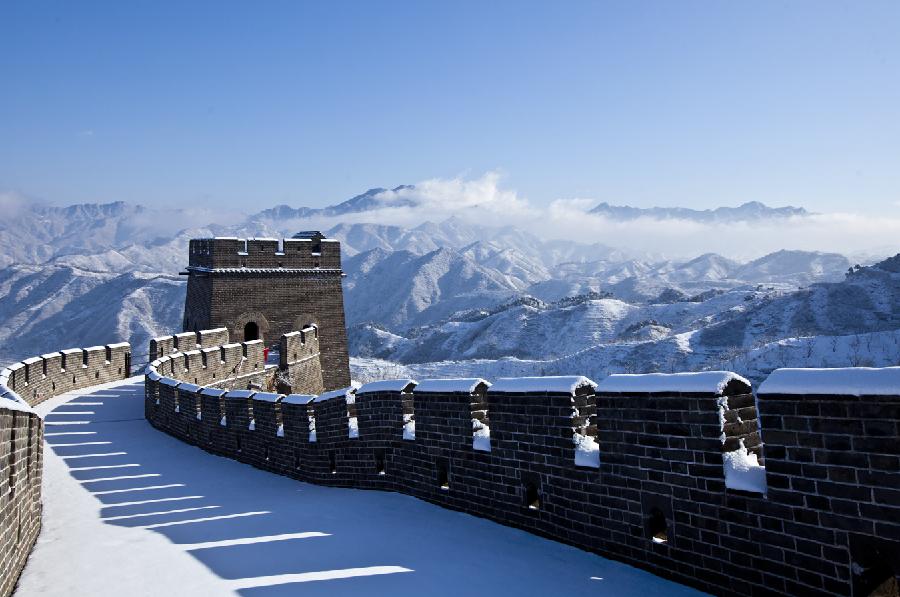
16;378;706;596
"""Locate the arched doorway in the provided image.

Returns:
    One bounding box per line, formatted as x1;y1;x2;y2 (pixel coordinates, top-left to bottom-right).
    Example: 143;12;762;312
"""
244;321;260;342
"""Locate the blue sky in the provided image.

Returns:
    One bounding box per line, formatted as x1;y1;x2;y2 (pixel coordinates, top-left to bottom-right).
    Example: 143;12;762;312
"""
1;1;898;214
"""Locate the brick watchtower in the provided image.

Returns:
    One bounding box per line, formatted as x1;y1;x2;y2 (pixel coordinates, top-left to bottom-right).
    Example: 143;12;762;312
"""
181;231;351;390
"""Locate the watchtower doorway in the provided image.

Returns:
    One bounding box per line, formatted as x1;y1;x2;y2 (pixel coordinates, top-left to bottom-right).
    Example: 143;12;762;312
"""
244;321;260;342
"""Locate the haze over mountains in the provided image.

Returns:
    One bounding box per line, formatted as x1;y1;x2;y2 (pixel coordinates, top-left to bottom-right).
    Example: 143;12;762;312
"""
0;190;896;384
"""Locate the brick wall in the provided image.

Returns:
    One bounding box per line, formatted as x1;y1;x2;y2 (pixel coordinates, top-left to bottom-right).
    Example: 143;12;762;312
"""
0;342;132;597
278;327;324;395
143;369;900;597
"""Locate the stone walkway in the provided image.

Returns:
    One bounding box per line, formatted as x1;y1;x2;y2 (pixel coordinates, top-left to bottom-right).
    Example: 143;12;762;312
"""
15;378;705;596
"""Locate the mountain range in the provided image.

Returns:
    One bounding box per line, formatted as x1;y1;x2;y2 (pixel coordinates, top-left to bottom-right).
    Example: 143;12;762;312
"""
588;200;809;222
0;192;893;387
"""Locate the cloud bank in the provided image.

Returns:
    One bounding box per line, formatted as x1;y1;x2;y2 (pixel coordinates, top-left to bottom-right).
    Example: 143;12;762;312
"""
271;172;900;262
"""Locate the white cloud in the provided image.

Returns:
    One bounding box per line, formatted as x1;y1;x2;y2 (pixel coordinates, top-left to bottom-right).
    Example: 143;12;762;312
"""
0;191;42;216
374;172;534;216
225;173;900;262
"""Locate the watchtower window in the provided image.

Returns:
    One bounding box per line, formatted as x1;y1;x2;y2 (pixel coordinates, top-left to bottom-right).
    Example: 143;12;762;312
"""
244;322;260;342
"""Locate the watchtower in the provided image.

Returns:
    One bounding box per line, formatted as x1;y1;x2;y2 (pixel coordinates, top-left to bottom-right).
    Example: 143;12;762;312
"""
181;231;351;390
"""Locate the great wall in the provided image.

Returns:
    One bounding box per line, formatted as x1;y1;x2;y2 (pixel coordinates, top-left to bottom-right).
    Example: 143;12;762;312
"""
0;233;898;596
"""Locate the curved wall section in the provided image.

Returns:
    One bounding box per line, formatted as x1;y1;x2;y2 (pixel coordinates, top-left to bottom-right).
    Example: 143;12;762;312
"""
0;342;132;597
145;362;900;597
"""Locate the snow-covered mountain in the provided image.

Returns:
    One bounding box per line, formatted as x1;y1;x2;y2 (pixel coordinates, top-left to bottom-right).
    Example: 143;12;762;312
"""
0;264;184;363
352;254;900;385
589;200;809;222
0;193;881;380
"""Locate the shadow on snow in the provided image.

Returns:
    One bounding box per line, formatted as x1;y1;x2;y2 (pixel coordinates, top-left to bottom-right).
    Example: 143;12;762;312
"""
42;380;705;597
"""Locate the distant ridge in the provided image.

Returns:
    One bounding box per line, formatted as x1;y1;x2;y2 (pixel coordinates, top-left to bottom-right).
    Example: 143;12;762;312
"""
252;185;416;220
589;201;809;222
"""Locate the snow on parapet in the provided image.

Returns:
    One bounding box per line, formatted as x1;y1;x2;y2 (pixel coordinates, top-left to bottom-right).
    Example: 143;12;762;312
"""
224;390;254;400
0;391;36;414
596;372;751;395
356;379;418;395
314;384;359;403
253;392;282;403
759;367;900;396
488;376;597;395
415;378;491;394
282;394;315;405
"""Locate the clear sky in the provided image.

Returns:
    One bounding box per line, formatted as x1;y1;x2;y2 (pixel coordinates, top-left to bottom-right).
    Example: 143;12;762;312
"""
1;1;898;213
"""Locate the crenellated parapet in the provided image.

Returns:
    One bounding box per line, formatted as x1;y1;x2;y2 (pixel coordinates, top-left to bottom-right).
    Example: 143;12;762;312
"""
3;342;131;407
278;326;324;395
145;327;328;428
149;327;229;362
144;364;900;597
0;341;132;597
186;234;342;271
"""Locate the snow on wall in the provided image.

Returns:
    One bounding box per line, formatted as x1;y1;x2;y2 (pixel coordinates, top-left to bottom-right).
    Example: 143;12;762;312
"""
722;441;767;493
596;371;751;395
282;393;315;405
758;366;900;396
356;379;417;394
472;419;491;451
314;383;360;403
573;433;600;468
488;376;597;395
415;378;491;393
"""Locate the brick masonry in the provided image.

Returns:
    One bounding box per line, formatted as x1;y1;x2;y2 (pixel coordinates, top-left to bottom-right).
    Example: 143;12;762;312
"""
278;327;324;395
180;235;350;391
0;343;132;597
144;365;900;597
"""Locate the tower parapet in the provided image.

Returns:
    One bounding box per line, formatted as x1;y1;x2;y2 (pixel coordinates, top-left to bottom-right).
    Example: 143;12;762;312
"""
181;233;350;390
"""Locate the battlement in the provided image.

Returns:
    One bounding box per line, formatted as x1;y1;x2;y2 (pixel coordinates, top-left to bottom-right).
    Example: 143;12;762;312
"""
2;342;132;406
279;325;324;395
143;364;900;596
0;341;133;596
149;327;229;361
186;235;342;271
